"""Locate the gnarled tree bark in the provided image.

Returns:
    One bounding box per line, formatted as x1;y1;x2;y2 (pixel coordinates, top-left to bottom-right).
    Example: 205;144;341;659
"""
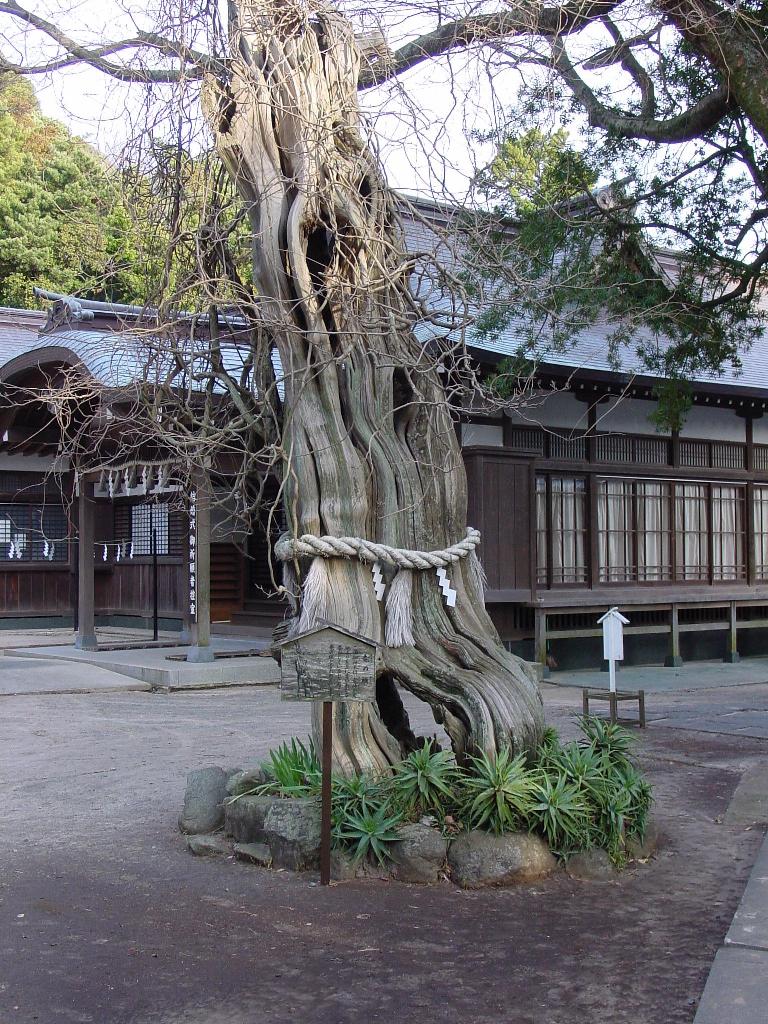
205;0;544;771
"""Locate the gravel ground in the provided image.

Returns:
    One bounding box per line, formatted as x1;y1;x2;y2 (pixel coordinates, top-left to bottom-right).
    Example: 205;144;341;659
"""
1;681;766;1024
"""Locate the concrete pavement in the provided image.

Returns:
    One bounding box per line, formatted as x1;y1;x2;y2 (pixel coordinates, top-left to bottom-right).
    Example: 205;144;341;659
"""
3;636;279;691
548;657;768;693
0;655;151;695
694;833;768;1024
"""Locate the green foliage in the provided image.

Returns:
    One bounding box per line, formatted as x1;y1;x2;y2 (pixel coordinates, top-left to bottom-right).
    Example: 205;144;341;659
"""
460;748;537;835
470;102;766;426
256;738;322;798
332;803;405;866
387;740;460;817
482;128;597;217
0;75;147;306
529;773;591;855
249;721;653;869
576;715;635;771
330;771;405;865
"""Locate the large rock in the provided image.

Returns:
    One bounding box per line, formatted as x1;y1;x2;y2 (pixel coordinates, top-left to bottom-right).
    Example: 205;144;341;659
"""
186;834;233;858
224;793;284;843
627;820;661;862
179;767;234;835
389;824;448;884
448;831;557;889
225;767;268;798
566;847;619;881
330;849;359;882
234;842;273;867
264;798;322;871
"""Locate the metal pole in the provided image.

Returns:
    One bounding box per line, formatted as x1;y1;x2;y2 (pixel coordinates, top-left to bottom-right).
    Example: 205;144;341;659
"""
73;539;79;632
320;700;333;886
151;505;158;642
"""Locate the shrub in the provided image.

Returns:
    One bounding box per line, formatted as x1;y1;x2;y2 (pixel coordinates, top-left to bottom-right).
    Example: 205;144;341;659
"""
236;719;653;870
387;740;460;818
529;772;591;854
577;715;635;770
332;802;404;866
255;737;322;798
460;747;537;834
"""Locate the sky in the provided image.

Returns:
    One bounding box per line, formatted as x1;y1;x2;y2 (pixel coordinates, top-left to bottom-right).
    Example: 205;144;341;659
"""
1;0;534;203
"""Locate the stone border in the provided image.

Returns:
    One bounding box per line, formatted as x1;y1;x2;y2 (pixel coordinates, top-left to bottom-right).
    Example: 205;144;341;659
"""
181;769;660;888
693;833;768;1023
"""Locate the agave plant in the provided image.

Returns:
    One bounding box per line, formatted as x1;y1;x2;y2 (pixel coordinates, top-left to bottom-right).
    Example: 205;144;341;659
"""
388;740;460;817
460;747;537;835
533;725;563;768
577;715;635;769
616;762;654;841
554;741;612;798
331;771;388;825
529;773;591;854
333;803;404;866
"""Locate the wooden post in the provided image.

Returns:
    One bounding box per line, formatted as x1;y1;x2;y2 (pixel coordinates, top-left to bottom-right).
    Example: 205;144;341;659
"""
724;601;740;663
188;469;215;663
534;608;549;678
671;427;680;468
320;700;333;886
75;482;98;650
665;604;683;667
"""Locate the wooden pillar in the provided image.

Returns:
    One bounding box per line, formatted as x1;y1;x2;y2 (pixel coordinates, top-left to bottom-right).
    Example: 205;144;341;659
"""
180;500;194;645
75;482;97;650
746;415;755;471
665;603;683;667
534;607;549;678
187;469;215;663
724;601;740;663
671;427;680;468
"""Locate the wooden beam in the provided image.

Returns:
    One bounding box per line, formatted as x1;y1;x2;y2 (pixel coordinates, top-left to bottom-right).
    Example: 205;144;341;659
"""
75;483;98;651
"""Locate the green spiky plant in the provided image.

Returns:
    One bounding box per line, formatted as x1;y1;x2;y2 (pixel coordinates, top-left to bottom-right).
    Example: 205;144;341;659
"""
332;803;405;866
529;773;591;855
460;747;537;834
254;738;322;798
387;740;460;818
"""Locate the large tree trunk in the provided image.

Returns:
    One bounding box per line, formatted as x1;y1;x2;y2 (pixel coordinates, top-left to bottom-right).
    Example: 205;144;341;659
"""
206;0;543;770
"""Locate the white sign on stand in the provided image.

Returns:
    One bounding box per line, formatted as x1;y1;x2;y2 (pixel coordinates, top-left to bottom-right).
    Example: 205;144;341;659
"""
597;607;630;693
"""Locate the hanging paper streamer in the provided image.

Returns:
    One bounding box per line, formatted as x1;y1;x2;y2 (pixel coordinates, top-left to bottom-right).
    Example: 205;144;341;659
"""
116;543;121;562
436;567;457;608
48;543;55;562
43;540;49;559
8;541;15;559
103;544;108;562
129;542;134;559
371;562;385;602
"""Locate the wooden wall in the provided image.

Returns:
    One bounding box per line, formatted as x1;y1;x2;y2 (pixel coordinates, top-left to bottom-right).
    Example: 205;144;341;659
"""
94;562;185;617
0;567;72;615
464;450;533;594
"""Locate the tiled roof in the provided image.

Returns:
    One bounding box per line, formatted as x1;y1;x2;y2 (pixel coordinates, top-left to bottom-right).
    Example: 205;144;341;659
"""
401;206;768;395
0;320;252;391
1;194;767;396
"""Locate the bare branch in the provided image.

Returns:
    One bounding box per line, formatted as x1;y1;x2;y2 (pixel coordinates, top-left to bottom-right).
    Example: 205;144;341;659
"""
551;36;734;143
0;0;220;81
357;1;620;88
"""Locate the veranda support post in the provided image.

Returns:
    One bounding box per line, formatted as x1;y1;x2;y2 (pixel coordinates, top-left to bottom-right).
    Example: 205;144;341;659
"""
75;481;97;651
188;468;214;664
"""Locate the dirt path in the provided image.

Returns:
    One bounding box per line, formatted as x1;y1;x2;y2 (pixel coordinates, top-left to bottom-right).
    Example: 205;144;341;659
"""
1;685;766;1024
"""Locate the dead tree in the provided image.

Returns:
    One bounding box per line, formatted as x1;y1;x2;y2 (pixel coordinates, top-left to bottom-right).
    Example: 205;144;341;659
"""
198;2;543;770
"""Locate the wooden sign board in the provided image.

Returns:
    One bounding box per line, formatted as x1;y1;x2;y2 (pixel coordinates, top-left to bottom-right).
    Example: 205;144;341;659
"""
279;624;377;703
